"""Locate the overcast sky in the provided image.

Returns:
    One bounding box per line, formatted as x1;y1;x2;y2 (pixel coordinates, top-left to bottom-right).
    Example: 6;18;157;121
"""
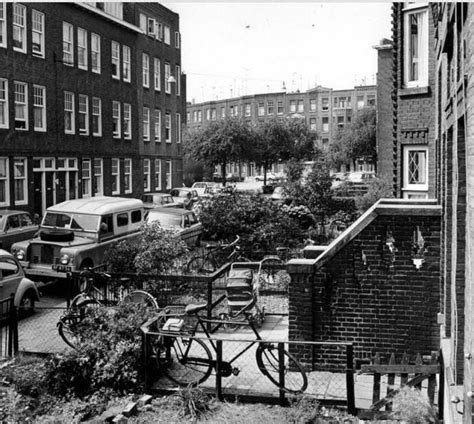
160;2;392;103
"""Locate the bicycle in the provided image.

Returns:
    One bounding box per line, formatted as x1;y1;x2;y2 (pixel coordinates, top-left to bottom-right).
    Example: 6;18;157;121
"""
153;303;308;394
58;268;159;349
186;235;249;274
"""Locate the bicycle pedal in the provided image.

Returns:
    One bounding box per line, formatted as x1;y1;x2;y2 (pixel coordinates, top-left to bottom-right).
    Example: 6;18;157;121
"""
232;367;240;376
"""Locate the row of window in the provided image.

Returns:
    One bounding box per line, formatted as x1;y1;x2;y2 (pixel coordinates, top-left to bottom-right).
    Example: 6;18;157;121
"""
0;156;174;207
141;54;180;95
138;12;180;48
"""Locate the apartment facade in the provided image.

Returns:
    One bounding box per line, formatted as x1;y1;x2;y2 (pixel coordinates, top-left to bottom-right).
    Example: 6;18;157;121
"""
0;2;185;216
186;85;376;177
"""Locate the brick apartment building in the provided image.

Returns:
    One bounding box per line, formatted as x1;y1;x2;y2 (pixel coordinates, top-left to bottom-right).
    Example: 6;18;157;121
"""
186;85;376;177
0;2;185;216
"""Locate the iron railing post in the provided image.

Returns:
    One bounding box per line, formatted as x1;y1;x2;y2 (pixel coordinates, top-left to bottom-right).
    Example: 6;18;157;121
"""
8;294;18;356
278;342;286;406
207;279;212;333
438;349;444;420
216;340;223;401
346;344;356;415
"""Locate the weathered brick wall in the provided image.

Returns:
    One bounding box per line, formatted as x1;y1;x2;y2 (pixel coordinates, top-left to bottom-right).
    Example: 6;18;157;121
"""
289;212;441;368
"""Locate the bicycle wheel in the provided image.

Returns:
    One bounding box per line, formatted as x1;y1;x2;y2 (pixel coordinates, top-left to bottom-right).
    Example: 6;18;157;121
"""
157;336;213;386
256;344;308;393
186;255;216;274
122;290;159;309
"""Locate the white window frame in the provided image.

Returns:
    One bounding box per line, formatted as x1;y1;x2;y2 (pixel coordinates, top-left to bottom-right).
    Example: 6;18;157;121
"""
13;4;26;53
164;63;171;94
277;100;284;115
31;10;44;58
123;103;131;140
245;104;251;117
92;97;102;136
175;65;181;95
123;45;131;82
143;107;150;141
147;17;155;36
13;157;27;205
124;158;132;194
81;158;91;198
63;22;74;66
154;159;161;191
322;117;329;132
139;13;146;32
403;145;428;192
175;31;180;49
155;21;163;41
176;113;181;143
258;103;264;116
143;159;150;192
154;58;161;91
310;99;316;112
0;2;6;49
267;100;274;115
142;53;149;88
297;100;304;113
111;158;120;195
165;160;172;190
14;81;28;130
78;94;89;135
0;78;8;129
289;100;296;113
164;25;170;45
64;91;74;134
91;33;101;74
77;27;88;70
94;158;103;196
0;157;9;207
165;112;171;143
111;40;120;79
33;85;46;132
112;101;121;138
403;5;428;88
154;109;161;142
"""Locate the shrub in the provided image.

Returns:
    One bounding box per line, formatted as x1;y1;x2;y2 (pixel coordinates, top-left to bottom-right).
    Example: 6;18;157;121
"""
176;386;216;419
2;355;48;398
355;176;393;212
104;240;140;273
390;386;438;423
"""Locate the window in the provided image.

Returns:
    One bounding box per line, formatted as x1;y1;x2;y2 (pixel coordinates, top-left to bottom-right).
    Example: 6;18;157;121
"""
164;63;171;93
165;113;171;143
112;101;120;138
244;104;251;117
111;41;120;79
142;53;149;87
92;97;101;136
165;160;172;189
322;98;329;111
111;158;120;194
403;146;428;192
91;33;101;73
310;99;316;112
221;107;225;118
78;94;89;135
176;113;181;143
322;138;329;144
32;10;44;57
197;110;202;122
14;81;28;130
117;213;128;227
124;158;132;194
123;103;131;139
143;107;150;141
147;18;155;36
0;78;7;128
337;116;344;128
13;158;26;204
258;102;264;116
206;109;210;121
143;159;150;192
13;4;26;53
357;96;364;109
82;158;91;197
164;25;170;44
63;22;74;65
155;21;163;41
289;100;296;113
154;58;161;91
33;85;46;131
310;118;316;131
139;13;146;32
173;30;180;48
64;91;74;134
77;28;88;70
211;108;216;121
154;159;161;190
94;158;103;195
123;45;130;82
0;158;8;206
322;117;329;132
297;100;304;113
175;65;181;95
404;6;428;87
367;95;376;106
0;3;6;48
103;3;122;19
277;101;284;115
154;109;161;142
267;101;274;115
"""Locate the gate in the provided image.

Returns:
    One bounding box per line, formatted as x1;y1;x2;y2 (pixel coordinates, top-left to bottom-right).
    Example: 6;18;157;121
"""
0;294;18;358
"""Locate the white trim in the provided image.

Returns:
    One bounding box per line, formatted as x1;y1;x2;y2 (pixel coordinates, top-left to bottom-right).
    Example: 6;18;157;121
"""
403;145;429;191
13;157;27;205
403;6;428;88
0;2;6;49
111;158;120;195
124;158;132;194
0;157;9;207
0;78;8;129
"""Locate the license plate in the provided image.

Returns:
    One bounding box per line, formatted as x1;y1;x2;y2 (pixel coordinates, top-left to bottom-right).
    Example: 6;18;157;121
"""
52;264;71;272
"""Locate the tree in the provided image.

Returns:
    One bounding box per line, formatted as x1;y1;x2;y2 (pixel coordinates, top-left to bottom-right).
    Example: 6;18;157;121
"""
184;117;255;186
327;108;376;170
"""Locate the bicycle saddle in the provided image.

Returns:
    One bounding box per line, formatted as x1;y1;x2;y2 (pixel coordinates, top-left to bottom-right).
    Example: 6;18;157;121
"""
185;303;207;315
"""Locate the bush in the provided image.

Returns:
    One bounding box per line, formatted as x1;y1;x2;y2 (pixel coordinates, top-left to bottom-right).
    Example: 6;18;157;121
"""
390;386;438;423
104;240;140;273
355;177;393;212
2;355;48;398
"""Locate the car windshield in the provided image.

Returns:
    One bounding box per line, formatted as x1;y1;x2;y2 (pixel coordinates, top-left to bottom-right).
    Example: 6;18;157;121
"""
148;212;182;228
42;212;100;232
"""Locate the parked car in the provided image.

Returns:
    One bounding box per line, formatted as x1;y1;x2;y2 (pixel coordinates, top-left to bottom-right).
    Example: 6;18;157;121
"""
146;207;203;247
0;249;40;315
169;188;199;207
255;172;277;182
11;197;146;281
0;210;39;251
226;173;244;183
270;186;285;203
141;193;179;209
191;182;222;198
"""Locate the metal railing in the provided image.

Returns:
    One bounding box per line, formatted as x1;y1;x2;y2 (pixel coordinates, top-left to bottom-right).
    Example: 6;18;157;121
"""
0;294;18;358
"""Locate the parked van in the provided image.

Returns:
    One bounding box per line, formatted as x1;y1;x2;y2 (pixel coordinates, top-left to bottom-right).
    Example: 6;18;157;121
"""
11;197;145;281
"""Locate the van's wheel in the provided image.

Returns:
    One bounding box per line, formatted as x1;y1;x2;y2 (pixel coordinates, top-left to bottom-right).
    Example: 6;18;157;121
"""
18;290;36;317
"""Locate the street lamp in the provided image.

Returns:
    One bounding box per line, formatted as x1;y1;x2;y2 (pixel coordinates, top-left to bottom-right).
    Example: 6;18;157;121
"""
167;75;176;84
